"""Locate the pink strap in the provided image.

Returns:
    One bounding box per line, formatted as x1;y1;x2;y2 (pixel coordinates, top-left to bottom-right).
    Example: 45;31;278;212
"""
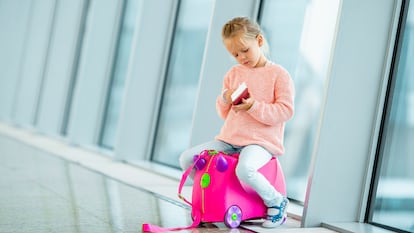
142;158;201;232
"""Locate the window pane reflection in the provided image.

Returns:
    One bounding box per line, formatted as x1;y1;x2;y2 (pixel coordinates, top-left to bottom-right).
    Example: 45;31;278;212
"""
370;3;414;232
100;0;140;149
260;0;340;202
152;0;214;167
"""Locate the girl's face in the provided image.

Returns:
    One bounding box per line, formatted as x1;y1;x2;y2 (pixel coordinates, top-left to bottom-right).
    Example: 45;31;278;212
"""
224;33;266;68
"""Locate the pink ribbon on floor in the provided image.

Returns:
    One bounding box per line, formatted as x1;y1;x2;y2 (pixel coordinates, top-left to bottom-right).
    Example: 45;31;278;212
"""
142;158;202;232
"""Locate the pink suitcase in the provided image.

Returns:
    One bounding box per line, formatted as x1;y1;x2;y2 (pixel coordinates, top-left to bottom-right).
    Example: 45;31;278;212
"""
192;149;286;228
142;149;286;232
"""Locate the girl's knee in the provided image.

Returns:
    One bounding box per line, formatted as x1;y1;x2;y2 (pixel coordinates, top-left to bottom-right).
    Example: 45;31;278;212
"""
235;163;256;181
179;151;194;170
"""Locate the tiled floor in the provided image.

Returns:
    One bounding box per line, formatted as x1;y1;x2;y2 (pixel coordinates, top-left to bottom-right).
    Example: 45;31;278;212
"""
0;125;338;233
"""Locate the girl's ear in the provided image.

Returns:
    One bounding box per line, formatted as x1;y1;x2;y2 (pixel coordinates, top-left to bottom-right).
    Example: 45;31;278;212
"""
257;34;264;47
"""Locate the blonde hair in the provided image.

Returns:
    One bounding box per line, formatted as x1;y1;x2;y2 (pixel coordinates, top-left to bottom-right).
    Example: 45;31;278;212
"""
221;17;269;56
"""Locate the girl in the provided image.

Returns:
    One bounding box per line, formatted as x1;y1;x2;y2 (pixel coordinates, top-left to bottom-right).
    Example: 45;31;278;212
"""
179;16;295;228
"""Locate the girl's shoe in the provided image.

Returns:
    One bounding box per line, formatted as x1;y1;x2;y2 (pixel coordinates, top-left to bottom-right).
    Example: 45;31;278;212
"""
262;197;289;228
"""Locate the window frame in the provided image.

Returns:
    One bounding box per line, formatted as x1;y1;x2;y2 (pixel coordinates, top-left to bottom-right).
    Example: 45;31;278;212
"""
302;0;404;228
113;0;179;162
366;0;412;232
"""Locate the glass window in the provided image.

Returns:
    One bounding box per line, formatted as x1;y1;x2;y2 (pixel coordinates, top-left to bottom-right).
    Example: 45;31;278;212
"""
151;0;214;167
100;0;140;149
369;2;414;232
260;0;340;202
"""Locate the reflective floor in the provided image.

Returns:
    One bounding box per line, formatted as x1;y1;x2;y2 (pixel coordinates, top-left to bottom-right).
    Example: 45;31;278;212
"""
0;129;337;233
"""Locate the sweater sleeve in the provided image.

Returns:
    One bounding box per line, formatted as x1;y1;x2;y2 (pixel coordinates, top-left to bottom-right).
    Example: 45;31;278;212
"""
216;72;232;119
216;94;231;119
247;72;295;126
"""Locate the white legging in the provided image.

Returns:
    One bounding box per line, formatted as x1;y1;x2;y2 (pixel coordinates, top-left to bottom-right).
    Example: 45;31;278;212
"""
179;140;283;207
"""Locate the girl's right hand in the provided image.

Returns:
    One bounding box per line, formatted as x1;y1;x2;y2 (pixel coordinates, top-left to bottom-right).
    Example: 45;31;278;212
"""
223;89;234;104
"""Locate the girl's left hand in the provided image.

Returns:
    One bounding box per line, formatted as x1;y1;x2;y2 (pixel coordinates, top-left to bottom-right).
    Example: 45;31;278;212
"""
232;98;254;112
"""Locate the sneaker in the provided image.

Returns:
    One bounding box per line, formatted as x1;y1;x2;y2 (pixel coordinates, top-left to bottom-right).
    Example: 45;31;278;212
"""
262;197;289;228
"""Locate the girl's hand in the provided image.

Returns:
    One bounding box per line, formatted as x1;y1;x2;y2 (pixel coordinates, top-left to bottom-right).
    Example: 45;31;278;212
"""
232;97;254;112
223;89;234;104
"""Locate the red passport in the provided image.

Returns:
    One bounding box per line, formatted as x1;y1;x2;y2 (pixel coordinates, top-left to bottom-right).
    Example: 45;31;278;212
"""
231;82;249;105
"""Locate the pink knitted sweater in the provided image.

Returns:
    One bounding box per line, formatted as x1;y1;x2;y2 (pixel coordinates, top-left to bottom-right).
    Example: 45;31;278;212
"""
215;63;295;155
